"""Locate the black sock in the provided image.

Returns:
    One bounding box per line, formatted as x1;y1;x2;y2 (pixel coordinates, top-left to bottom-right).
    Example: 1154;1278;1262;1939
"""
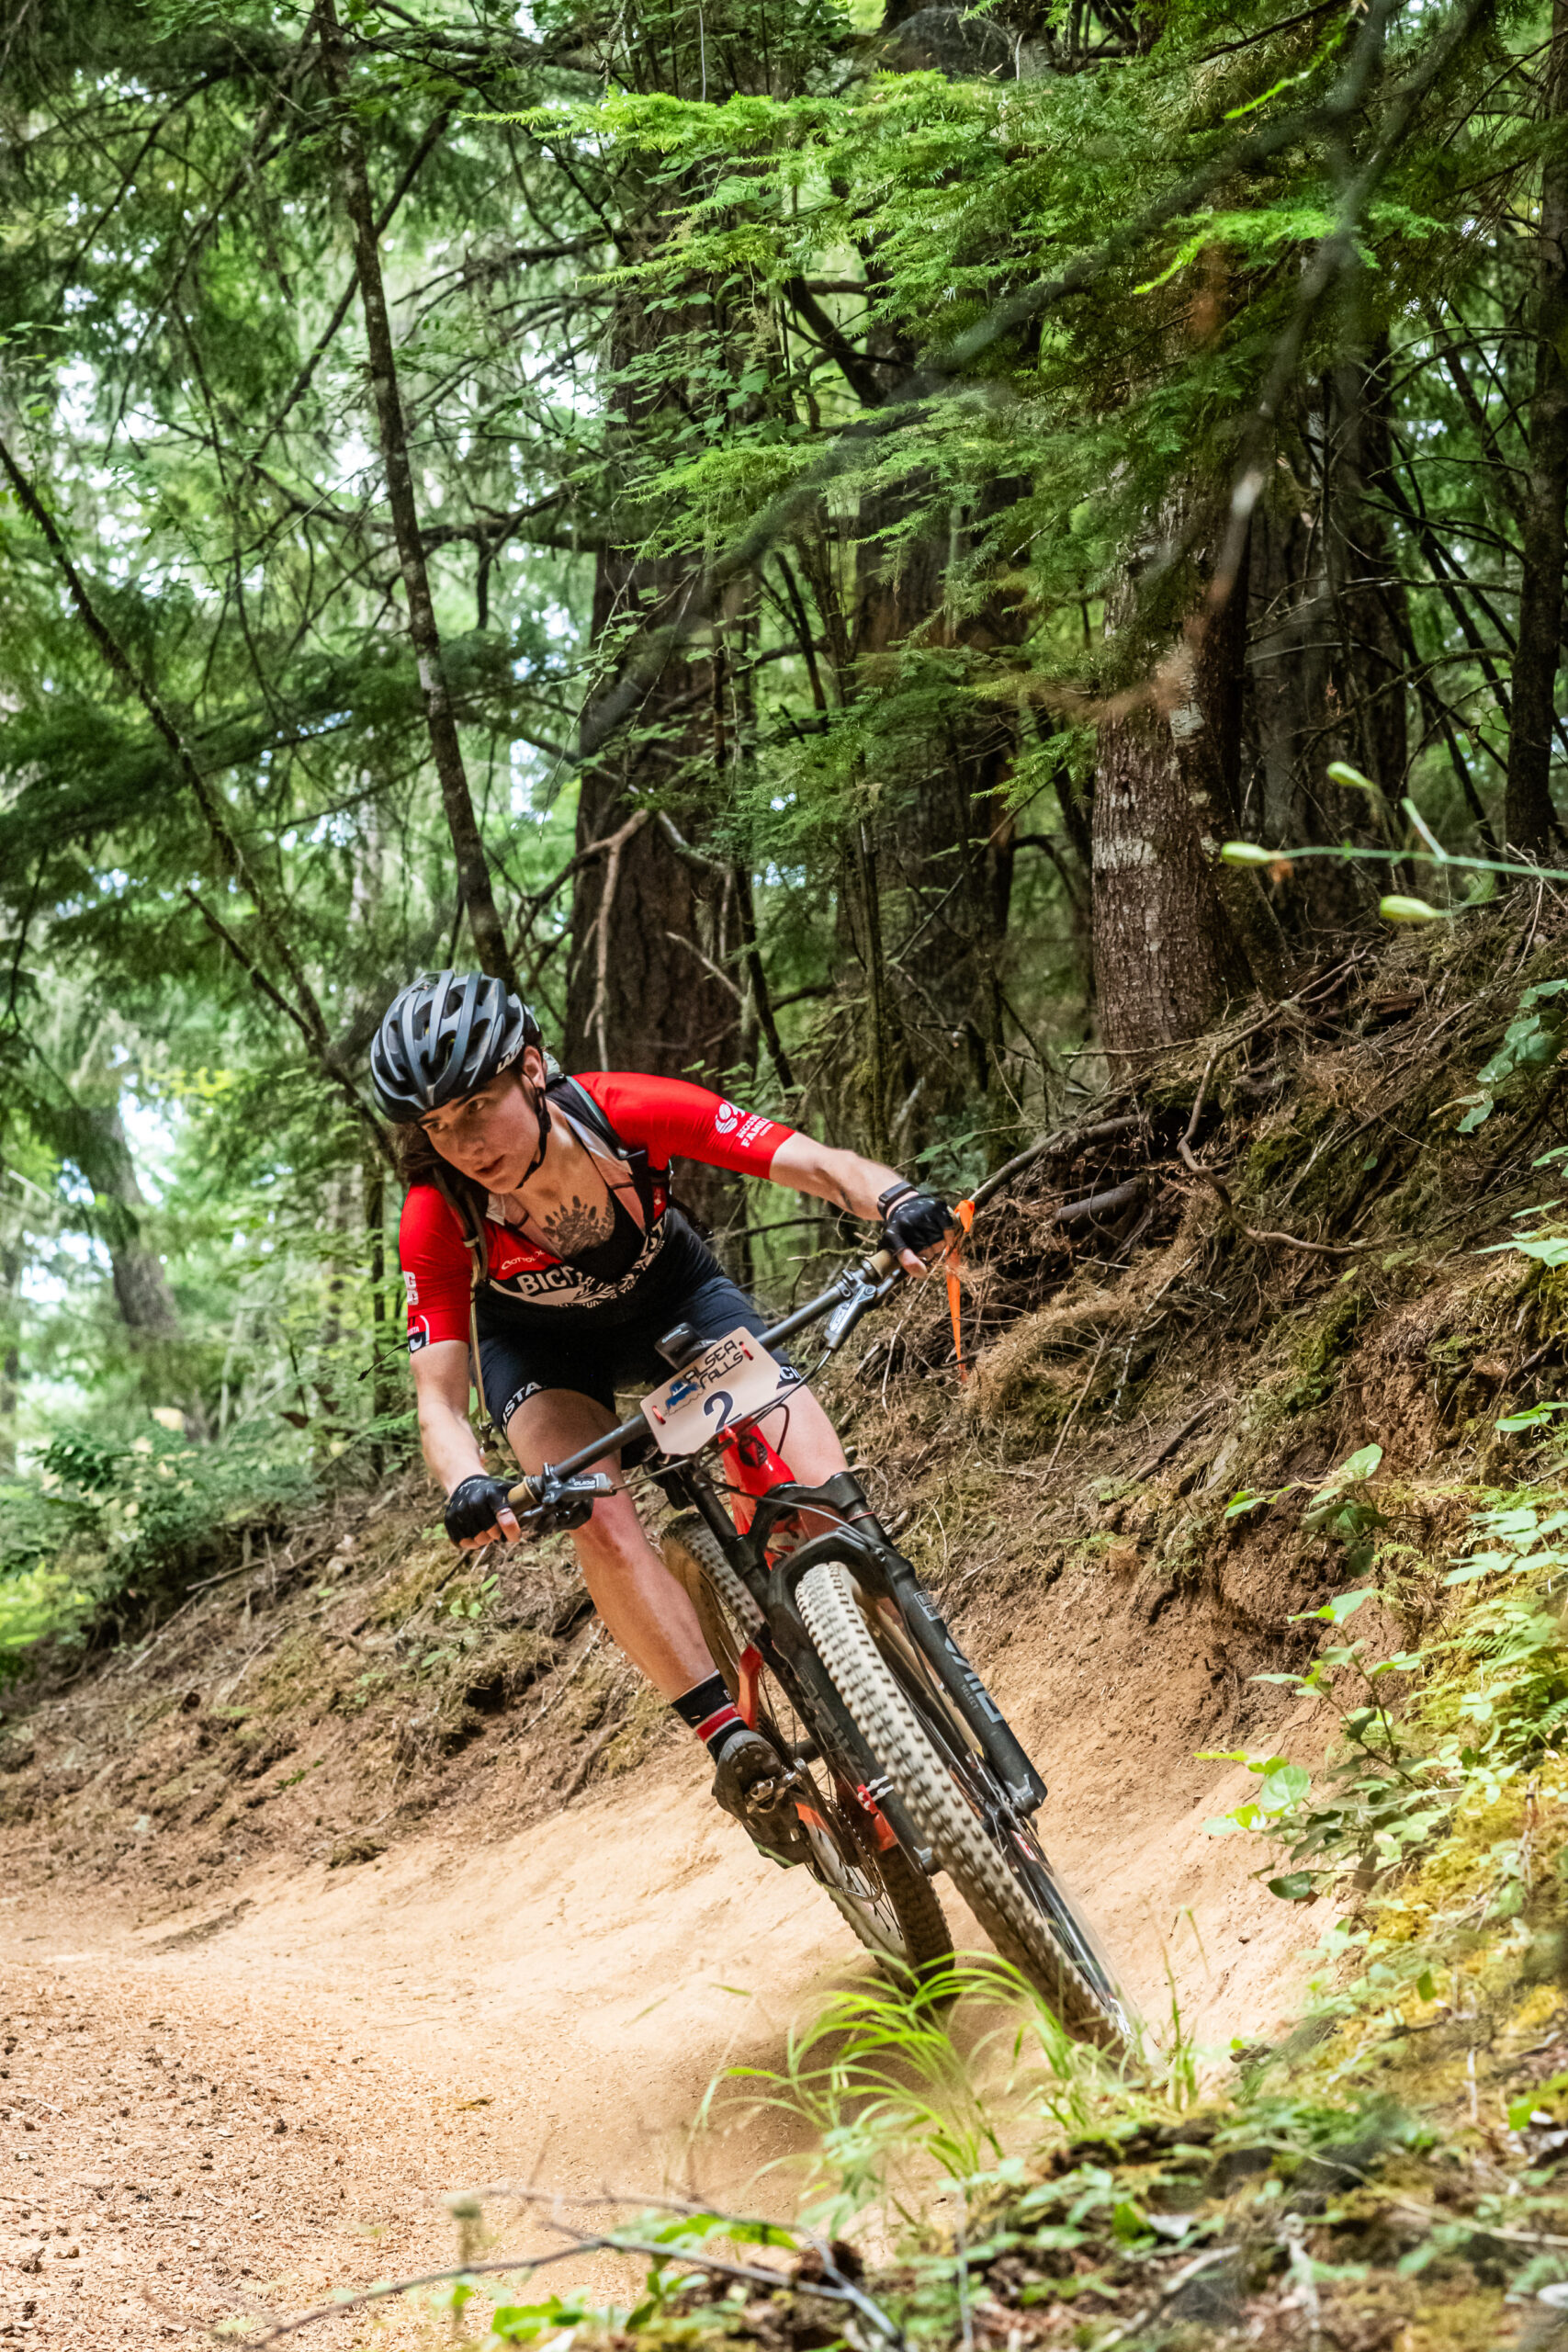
671;1670;750;1765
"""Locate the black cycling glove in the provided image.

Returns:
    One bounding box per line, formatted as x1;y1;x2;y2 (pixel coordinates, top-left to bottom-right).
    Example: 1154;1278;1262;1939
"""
444;1474;519;1546
878;1182;956;1260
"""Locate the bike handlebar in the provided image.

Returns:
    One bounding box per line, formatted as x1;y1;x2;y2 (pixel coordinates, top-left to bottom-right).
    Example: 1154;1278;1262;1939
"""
507;1241;904;1506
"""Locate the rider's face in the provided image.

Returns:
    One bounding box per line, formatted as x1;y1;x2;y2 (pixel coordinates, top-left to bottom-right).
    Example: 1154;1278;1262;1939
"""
419;1046;547;1191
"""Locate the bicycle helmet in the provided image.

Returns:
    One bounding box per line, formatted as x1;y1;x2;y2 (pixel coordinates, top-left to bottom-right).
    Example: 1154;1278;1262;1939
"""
371;970;542;1124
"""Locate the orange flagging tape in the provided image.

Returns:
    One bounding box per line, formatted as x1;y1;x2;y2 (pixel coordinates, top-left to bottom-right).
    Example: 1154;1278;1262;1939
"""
947;1197;976;1381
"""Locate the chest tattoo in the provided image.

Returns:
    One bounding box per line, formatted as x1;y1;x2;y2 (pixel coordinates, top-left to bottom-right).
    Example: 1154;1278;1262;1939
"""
538;1193;619;1254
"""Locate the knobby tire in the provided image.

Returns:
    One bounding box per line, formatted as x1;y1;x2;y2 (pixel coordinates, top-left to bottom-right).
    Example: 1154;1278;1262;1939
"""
795;1556;1127;2050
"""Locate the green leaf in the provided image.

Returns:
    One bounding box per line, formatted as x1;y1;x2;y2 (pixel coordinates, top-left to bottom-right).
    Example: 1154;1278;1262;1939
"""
1225;1487;1282;1520
1256;1759;1311;1812
1268;1871;1315;1901
1326;761;1377;793
1496;1400;1568;1433
1294;1588;1379;1627
1379;895;1444;923
1482;1234;1568;1267
1219;840;1275;865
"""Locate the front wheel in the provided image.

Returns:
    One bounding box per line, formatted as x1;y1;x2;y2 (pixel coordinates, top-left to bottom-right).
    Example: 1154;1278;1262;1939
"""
795;1557;1130;2050
662;1516;953;1983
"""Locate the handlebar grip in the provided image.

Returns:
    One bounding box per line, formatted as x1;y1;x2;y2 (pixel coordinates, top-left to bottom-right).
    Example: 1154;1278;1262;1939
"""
869;1245;897;1277
506;1479;537;1508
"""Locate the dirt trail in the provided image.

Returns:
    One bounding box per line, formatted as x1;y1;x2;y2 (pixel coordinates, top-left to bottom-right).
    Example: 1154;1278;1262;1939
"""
0;1553;1329;2347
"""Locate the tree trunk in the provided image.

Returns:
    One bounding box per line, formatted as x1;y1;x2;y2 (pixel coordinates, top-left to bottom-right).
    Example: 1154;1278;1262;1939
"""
1325;344;1411;803
566;709;742;1061
322;5;523;994
563;124;754;1238
70;1102;183;1341
367;1163;393;1473
795;491;1027;1165
1244;399;1379;936
568;559;744;1236
1506;0;1568;859
0;1239;19;1476
1093;511;1255;1056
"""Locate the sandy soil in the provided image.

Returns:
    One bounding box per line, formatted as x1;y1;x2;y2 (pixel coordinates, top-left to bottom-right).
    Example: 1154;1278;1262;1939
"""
0;1534;1332;2349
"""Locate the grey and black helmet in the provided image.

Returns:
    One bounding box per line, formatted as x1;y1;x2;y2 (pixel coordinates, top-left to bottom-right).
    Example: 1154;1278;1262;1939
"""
371;970;542;1124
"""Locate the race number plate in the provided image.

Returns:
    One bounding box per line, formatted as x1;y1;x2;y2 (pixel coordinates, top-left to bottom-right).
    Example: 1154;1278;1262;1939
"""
640;1328;790;1455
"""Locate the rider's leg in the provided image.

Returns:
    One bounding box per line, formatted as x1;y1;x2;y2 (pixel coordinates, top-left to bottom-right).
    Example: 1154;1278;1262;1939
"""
504;1382;810;1864
753;1384;849;1485
504;1385;712;1698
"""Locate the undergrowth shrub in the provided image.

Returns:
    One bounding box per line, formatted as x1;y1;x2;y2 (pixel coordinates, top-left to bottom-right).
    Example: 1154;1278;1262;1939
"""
0;1425;314;1676
1205;1475;1568;1910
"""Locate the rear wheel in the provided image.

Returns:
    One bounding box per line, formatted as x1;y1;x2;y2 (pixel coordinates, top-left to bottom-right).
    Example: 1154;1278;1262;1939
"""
663;1516;953;1981
795;1556;1130;2050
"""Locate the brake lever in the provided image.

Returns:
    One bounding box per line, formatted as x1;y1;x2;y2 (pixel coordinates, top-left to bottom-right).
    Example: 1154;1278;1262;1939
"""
506;1469;615;1535
824;1259;901;1352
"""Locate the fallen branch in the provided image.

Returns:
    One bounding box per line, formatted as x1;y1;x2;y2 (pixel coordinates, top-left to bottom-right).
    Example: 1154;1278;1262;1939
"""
969;1115;1145;1214
1052;1176;1145;1229
1131;1399;1223;1482
557;1712;623;1802
1096;2245;1240;2349
243;2217;905;2348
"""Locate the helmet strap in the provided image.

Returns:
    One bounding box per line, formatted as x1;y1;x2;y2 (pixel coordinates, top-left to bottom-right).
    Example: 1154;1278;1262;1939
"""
517;1078;552;1190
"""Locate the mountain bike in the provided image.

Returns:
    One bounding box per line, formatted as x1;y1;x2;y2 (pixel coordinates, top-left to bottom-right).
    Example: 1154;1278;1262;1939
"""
507;1242;1132;2051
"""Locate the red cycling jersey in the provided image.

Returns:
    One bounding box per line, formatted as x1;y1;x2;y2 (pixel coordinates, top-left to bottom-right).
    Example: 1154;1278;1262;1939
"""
399;1071;792;1348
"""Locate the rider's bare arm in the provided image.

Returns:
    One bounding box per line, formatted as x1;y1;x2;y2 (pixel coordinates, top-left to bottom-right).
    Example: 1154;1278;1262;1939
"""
766;1133;942;1276
411;1339;523;1544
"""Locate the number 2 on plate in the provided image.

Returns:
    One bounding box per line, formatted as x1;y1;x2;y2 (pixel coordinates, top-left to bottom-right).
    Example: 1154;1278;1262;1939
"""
704;1389;735;1433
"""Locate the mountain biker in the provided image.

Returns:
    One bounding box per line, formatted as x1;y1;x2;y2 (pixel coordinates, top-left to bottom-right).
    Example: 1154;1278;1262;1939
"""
373;969;955;1864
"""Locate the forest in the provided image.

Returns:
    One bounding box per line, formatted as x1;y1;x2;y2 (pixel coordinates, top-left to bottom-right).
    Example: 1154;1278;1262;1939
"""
2;0;1562;1515
8;0;1568;2343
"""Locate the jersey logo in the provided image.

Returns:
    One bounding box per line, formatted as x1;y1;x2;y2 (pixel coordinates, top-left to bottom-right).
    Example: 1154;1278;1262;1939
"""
714;1101;739;1134
403;1272;420;1304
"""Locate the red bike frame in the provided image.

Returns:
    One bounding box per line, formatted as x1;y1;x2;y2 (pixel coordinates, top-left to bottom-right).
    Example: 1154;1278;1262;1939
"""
715;1416;902;1855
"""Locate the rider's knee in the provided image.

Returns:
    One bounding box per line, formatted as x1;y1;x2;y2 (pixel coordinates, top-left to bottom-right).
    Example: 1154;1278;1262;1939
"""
571;1491;655;1577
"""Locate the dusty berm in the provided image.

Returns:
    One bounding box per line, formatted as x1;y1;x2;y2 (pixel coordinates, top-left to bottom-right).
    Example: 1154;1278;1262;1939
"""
5;909;1568;2346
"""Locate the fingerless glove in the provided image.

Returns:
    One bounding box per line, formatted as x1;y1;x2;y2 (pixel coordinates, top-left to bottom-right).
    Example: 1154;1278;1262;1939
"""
444;1474;517;1546
877;1181;956;1259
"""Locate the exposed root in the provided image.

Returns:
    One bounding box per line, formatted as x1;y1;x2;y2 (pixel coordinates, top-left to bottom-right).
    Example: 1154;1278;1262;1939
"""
963;1194;1213;1424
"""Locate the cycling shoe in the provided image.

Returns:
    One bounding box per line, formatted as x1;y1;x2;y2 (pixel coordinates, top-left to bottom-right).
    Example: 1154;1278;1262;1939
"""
712;1727;811;1869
